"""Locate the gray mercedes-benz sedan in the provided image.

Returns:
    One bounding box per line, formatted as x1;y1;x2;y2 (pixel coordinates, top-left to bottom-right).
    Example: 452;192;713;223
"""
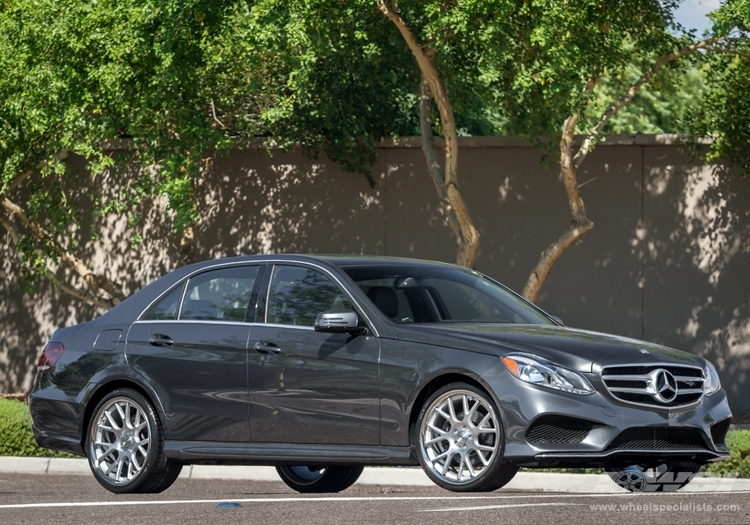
29;255;732;494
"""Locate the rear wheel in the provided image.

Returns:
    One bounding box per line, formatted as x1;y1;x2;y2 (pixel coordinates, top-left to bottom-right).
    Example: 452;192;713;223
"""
276;465;364;493
416;383;518;492
606;464;701;492
86;388;177;494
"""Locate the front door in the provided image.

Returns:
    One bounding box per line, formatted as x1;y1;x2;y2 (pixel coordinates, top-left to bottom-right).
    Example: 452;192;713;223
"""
248;264;380;445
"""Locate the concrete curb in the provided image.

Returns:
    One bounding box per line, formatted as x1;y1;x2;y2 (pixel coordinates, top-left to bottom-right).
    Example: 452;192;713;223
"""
2;457;750;493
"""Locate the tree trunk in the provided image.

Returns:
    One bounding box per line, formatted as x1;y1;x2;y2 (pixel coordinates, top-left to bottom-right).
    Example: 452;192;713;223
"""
178;221;196;267
522;113;593;303
522;40;725;303
379;0;479;268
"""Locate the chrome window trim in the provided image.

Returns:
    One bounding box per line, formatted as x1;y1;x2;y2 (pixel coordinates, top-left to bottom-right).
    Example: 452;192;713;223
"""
137;262;263;322
133;320;256;327
135;258;380;337
262;322;315;331
263;264;275;325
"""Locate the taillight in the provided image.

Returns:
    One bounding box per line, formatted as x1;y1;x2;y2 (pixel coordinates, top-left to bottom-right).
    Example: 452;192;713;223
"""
37;342;64;372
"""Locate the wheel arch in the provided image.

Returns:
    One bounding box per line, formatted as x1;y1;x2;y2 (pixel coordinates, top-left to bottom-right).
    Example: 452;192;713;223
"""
407;372;504;449
80;378;168;452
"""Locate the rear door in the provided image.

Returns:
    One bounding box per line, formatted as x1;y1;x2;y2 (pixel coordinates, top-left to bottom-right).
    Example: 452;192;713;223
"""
126;264;264;442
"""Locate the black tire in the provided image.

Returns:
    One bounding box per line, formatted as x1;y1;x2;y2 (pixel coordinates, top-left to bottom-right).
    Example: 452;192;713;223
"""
276;465;364;493
415;382;518;492
86;388;175;494
138;460;183;494
606;464;701;492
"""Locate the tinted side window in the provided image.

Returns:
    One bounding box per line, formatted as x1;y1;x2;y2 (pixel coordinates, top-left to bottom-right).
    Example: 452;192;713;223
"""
180;266;259;321
142;284;185;320
266;265;352;326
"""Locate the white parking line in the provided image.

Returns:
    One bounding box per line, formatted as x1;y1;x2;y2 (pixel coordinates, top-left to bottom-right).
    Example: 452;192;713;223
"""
420;502;583;512
1;491;749;511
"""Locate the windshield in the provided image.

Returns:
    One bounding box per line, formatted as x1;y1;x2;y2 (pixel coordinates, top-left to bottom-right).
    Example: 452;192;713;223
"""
343;264;553;325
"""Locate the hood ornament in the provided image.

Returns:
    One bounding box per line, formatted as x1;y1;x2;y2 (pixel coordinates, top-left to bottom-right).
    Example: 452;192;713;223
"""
639;348;649;354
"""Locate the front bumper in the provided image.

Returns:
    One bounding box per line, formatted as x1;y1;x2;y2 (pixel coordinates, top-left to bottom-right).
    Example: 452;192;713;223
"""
481;362;732;468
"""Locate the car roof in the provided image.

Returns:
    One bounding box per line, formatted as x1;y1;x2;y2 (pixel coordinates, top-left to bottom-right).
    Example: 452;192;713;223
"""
188;254;460;270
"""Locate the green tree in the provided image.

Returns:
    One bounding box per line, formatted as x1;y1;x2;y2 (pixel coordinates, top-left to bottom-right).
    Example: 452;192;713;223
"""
415;0;749;301
0;0;419;308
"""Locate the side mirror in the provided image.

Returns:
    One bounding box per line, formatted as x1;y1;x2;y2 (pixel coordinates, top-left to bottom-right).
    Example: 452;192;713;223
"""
314;310;366;334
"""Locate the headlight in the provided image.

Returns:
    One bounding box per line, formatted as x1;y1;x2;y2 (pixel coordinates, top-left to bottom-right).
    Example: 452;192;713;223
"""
501;354;594;395
703;361;721;396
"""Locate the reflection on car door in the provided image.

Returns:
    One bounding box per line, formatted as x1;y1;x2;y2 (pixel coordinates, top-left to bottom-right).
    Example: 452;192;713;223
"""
126;264;264;442
248;264;380;445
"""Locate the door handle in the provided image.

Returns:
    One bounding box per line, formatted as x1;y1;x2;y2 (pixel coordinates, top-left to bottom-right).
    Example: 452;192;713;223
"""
148;334;174;347
254;341;281;354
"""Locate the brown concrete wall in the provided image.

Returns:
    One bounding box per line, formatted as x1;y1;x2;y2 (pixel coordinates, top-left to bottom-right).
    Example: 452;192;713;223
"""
2;135;748;410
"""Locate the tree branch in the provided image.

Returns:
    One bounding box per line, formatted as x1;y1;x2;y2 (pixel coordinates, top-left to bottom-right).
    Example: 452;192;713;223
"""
523;79;597;302
522;220;594;302
0;215;112;309
0;149;70;201
575;37;726;167
379;0;479;267
1;198;125;303
420;77;461;241
703;46;750;58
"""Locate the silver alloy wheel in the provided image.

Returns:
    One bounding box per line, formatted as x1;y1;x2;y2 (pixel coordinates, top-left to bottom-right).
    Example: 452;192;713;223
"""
420;389;500;485
89;396;151;486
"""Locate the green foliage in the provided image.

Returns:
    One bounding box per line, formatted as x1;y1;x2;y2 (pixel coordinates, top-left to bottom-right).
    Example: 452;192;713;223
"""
703;430;750;478
1;0;422;290
0;399;75;458
583;59;706;135
1;0;748;300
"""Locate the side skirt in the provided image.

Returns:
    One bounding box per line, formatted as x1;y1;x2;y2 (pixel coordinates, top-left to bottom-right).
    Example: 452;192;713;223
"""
164;441;418;466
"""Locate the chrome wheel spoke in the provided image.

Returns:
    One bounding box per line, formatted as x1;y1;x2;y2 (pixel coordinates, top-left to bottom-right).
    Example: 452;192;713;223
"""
447;397;458;423
456;454;465;480
105;411;120;431
425;433;448;446
464;454;476;477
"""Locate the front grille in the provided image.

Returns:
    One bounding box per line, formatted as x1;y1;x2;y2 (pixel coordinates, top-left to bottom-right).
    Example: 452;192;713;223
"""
601;363;704;408
526;416;594;444
710;418;732;446
606;427;709;451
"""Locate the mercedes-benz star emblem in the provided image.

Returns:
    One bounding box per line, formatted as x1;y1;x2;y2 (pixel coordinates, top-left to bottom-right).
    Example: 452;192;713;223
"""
649;369;678;403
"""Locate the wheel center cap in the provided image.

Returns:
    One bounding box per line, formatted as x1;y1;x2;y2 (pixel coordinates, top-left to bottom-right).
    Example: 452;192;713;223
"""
121;430;136;452
454;426;472;447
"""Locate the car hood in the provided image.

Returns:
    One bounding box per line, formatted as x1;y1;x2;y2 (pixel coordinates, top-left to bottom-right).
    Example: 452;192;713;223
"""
393;324;704;373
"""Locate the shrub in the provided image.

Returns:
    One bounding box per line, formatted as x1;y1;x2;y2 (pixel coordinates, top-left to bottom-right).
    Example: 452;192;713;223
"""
703;429;750;478
0;399;75;458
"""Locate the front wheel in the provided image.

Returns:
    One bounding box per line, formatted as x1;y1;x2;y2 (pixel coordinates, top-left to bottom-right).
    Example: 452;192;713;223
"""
606;464;701;492
276;465;364;493
416;383;518;492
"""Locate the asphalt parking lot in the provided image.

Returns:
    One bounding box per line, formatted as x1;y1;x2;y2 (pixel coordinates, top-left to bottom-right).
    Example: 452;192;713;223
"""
0;473;748;525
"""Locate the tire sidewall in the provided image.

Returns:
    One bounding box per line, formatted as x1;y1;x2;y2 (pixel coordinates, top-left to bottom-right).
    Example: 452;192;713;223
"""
415;382;507;492
86;388;160;494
